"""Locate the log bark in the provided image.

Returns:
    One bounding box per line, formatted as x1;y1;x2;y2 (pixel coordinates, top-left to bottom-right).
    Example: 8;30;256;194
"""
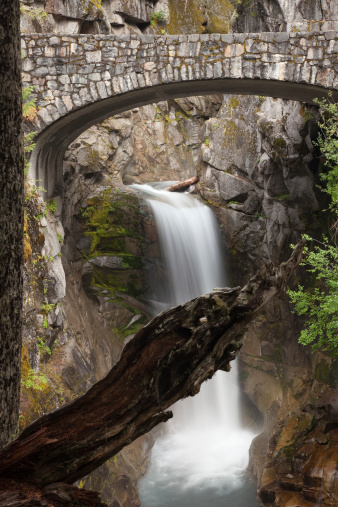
0;242;304;489
0;0;24;448
167;176;199;192
0;479;103;506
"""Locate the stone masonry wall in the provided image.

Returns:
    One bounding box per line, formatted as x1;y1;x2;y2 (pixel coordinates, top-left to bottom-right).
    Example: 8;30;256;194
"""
21;31;338;199
22;31;338;133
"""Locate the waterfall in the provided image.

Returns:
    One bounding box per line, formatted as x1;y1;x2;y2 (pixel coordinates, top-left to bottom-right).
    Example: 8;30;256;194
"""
132;182;258;507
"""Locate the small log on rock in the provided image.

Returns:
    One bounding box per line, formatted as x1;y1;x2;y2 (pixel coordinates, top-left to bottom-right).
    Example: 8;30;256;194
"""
167;176;199;192
0;242;305;490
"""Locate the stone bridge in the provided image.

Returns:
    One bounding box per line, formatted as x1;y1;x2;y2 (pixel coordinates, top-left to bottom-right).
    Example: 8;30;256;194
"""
22;31;338;196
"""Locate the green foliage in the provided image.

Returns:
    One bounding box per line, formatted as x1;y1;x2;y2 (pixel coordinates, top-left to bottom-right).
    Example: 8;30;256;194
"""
22;86;37;175
24;131;36;153
303;110;314;122
46;198;57;214
274;193;292;202
22;85;35;107
288;235;338;354
37;337;52;356
20;3;48;21
22;85;37;122
41;303;55;313
313;96;338;213
150;10;168;26
226;200;239;207
287;97;338;355
81;205;96;218
25;184;46;202
21;368;49;391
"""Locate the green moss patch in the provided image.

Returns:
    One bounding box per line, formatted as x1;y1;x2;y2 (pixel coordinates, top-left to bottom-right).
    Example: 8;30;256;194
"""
315;358;338;387
80;187;145;260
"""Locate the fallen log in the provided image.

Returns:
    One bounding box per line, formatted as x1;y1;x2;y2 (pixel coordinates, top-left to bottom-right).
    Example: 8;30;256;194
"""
0;479;103;506
167;176;199;192
0;242;304;490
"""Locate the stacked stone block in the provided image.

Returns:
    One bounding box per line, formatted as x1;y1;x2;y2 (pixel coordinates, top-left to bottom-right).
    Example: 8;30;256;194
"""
21;31;338;132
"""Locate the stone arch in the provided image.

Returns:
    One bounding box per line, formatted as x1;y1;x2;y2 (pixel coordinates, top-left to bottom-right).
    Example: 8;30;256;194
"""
22;32;338;196
29;78;336;197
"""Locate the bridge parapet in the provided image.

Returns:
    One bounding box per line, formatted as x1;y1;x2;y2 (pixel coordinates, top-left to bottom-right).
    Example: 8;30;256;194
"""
21;31;338;195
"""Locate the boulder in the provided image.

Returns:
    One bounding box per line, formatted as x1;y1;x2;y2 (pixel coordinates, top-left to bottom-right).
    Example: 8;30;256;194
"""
112;0;155;23
45;0;105;21
46;256;66;304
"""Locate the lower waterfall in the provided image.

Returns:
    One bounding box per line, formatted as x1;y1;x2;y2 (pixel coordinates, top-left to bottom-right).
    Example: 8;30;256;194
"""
132;182;259;506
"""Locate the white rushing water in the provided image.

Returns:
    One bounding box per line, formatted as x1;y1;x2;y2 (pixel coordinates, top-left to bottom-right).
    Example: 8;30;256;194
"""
132;182;258;506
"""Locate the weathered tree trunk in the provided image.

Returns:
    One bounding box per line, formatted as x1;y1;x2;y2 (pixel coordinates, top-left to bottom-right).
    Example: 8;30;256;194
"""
167;176;199;192
0;242;304;490
0;0;24;448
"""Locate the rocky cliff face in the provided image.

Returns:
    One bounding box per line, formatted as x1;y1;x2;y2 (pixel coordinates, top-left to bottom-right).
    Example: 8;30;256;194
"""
233;0;338;33
200;95;320;272
20;0;337;506
20;0;338;36
197;93;338;506
23;176;158;505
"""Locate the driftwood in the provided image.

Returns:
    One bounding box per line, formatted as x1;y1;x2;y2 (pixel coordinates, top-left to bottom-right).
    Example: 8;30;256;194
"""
167;176;199;192
0;242;304;491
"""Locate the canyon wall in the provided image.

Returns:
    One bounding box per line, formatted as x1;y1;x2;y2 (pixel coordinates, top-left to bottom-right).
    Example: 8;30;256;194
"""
21;1;337;505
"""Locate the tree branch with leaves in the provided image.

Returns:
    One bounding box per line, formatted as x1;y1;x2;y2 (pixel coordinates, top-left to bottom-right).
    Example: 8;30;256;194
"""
288;96;338;355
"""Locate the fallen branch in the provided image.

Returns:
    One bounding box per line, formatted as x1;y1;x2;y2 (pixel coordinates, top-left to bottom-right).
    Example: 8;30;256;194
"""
167;176;199;192
0;242;304;490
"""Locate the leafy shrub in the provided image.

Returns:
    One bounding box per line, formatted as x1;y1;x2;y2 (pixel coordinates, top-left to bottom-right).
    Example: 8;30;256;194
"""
150;10;168;26
287;96;338;355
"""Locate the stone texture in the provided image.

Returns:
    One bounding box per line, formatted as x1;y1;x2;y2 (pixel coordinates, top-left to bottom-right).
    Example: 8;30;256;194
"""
113;0;155;24
45;0;105;21
63;96;222;184
200;95;320;266
259;391;338;506
21;31;338;197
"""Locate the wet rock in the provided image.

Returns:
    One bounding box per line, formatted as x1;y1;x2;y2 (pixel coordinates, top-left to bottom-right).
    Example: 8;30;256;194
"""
87;255;124;269
63;96;221;186
200;95;320;268
257;395;338;506
217;172;255;203
114;0;155;23
46;256;66;304
45;0;105;21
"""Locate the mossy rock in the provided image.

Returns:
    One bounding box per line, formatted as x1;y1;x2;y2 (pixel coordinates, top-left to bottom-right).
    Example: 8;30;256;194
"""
166;0;234;35
315;358;338;387
90;264;147;299
112;313;148;341
239;368;250;382
80;187;145;260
